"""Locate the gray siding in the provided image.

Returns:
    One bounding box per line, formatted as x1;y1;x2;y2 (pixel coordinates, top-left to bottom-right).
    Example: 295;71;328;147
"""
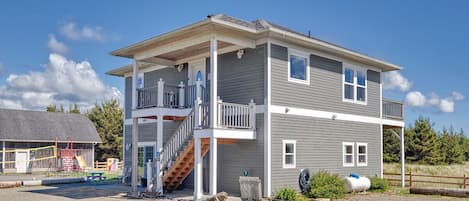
217;114;264;195
270;113;381;192
271;44;381;118
125;77;132;119
123;121;181;169
206;45;266;105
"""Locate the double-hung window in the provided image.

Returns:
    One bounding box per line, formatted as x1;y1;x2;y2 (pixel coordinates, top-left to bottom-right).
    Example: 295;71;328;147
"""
282;140;296;168
343;64;367;104
343;142;354;167
357;143;368;166
288;49;310;85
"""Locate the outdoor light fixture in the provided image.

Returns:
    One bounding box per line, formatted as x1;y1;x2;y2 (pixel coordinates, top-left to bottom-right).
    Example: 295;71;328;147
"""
332;114;337;120
285;108;290;113
237;49;245;59
177;64;184;72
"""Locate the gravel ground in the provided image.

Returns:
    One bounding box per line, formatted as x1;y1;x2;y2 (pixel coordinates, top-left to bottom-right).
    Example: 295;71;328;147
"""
340;191;469;201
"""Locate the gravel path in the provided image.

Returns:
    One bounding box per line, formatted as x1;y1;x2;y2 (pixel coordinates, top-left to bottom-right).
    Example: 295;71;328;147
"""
340;191;469;201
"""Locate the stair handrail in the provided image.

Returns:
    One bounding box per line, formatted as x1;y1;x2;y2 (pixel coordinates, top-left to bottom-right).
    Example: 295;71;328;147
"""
160;109;195;170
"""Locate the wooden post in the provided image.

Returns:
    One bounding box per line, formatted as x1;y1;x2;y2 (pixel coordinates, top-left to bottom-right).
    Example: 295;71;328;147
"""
209;36;218;129
249;99;256;130
409;170;412;188
463;174;466;189
178;81;185;108
157;78;164;107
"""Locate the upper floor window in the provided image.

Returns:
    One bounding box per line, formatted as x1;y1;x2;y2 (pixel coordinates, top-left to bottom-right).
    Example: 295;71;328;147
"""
288;49;310;85
343;64;366;104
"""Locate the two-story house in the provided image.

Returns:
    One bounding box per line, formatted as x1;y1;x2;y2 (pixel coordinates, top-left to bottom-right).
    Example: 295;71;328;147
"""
107;14;405;199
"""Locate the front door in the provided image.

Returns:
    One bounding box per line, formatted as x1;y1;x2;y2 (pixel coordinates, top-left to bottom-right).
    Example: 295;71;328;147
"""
15;150;29;173
189;59;206;86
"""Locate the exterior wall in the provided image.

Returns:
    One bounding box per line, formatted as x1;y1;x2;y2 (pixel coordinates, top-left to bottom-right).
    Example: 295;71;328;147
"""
270;113;381;192
217;114;264;195
125;77;132;119
270;44;381;118
123;121;181;171
206;45;266;105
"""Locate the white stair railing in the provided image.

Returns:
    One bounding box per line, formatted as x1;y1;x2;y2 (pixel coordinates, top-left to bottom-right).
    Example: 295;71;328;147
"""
160;109;195;170
217;99;256;129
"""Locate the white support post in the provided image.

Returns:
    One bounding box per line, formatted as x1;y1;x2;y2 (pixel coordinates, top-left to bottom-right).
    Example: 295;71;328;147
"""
157;78;164;107
400;127;405;188
179;81;185;108
210;36;218;129
194;137;203;200
147;160;152;191
131;117;139;195
249;99;256;130
132;60;139;110
2;141;5;172
194;98;201;129
196;80;203;100
156;115;164;193
209;137;218;195
217;97;222;127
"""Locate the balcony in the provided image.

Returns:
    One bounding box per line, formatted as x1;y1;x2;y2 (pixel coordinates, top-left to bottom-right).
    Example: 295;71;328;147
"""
195;98;256;130
136;79;206;109
383;99;404;120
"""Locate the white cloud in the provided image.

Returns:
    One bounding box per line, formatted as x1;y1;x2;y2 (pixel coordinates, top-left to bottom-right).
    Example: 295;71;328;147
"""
405;91;464;113
47;34;68;54
59;22;106;41
383;71;412;92
0;53;121;111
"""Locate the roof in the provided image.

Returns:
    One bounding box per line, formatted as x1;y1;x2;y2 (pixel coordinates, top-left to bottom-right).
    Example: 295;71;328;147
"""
108;14;401;76
0;109;102;143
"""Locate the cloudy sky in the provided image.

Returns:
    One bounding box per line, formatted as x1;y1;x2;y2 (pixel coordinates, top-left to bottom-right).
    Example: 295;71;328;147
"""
0;1;468;132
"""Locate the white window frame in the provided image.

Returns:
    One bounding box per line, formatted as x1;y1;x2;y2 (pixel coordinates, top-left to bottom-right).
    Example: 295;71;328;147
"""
356;143;368;167
342;142;355;167
342;63;367;105
287;49;310;85
282;140;296;169
138;141;156;163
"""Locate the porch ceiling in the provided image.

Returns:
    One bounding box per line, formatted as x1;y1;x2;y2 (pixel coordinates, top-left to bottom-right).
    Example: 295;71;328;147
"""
145;40;234;62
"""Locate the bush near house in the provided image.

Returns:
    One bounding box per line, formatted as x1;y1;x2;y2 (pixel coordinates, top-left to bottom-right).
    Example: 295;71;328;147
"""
307;170;345;199
274;187;297;201
369;177;389;192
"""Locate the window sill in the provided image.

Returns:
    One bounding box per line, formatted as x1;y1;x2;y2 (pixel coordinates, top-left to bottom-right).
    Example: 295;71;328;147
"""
343;163;354;167
343;98;367;105
288;77;310;85
357;163;368;167
282;165;296;169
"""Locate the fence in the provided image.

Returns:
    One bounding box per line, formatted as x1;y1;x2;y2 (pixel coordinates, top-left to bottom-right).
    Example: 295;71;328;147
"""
94;161;123;171
384;171;469;188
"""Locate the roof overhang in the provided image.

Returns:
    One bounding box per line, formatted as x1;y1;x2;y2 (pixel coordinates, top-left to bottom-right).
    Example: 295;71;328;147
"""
108;15;401;77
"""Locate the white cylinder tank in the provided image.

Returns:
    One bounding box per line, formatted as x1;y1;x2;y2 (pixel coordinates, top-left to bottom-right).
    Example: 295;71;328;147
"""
344;176;371;192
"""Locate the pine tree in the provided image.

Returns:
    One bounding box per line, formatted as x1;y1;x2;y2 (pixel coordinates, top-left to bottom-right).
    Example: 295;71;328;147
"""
405;117;442;165
86;100;123;161
439;127;464;164
383;128;400;162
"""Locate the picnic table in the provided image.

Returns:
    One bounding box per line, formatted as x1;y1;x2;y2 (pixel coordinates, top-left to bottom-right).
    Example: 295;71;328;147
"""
87;171;106;181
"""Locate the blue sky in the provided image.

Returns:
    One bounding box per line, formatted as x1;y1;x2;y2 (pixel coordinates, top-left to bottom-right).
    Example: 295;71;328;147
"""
0;1;468;133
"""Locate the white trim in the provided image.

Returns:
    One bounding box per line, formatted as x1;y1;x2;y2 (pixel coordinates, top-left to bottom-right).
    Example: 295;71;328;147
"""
342;63;367;105
194;128;256;140
138;141;156;147
124;118;176;125
382;119;405;127
282;140;296;169
287;48;310;85
264;40;272;197
131;107;192;118
356;143;368;167
379;73;384;178
124;65;169;77
342;142;354;167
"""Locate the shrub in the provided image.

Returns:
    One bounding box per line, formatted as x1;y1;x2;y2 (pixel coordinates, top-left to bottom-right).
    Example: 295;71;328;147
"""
307;170;345;199
274;187;297;201
370;177;389;192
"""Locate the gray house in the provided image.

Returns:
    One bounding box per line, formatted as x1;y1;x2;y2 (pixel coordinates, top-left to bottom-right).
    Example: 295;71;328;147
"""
107;14;405;199
0;109;101;173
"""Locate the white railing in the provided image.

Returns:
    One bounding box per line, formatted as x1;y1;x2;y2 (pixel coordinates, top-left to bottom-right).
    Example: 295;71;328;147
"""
195;97;256;130
136;79;207;109
160;109;195;170
383;99;404;120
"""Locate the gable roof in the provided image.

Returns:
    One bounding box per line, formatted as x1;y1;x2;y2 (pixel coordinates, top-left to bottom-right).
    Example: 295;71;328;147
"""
108;14;401;76
0;109;101;143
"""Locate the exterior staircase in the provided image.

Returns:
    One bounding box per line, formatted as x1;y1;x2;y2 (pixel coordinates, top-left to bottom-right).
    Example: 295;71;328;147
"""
160;109;204;191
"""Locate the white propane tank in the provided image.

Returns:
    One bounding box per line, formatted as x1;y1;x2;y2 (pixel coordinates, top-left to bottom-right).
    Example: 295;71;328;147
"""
344;176;371;192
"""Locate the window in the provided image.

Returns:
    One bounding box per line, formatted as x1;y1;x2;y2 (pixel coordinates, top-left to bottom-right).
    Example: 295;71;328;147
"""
288;49;310;85
357;143;368;166
343;64;367;104
282;140;296;168
343;142;354;167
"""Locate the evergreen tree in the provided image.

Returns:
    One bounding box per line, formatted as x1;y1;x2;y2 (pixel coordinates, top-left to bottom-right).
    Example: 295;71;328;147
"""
383;128;400;162
68;104;81;114
86;100;123;161
405;117;442;165
439;127;464;164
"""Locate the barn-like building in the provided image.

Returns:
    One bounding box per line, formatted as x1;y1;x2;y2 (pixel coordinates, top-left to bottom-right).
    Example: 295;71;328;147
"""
0;108;101;173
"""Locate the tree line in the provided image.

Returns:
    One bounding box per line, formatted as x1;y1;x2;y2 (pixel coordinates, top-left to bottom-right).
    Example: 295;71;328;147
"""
46;100;123;161
384;117;469;165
